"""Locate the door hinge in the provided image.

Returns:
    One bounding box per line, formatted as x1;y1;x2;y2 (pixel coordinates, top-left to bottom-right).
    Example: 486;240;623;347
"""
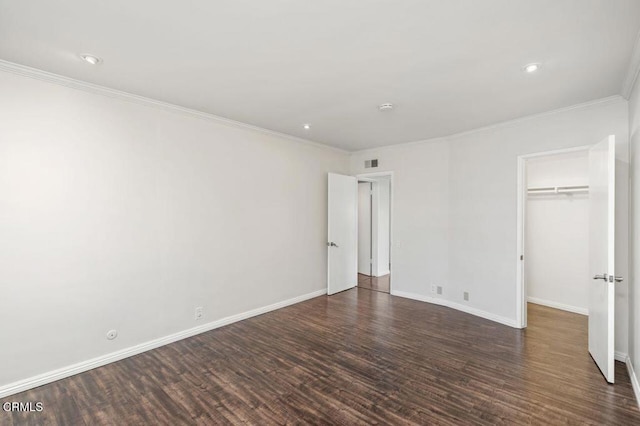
520;255;524;261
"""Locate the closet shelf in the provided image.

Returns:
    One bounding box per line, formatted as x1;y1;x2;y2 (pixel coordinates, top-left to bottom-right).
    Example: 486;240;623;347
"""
527;185;589;195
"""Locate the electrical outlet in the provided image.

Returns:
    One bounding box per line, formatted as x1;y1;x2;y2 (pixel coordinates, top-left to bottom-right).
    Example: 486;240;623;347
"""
195;307;203;320
430;284;437;294
437;286;443;295
463;292;469;301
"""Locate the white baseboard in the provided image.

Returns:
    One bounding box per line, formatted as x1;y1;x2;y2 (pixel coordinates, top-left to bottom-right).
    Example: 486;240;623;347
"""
375;270;390;277
0;289;326;399
615;351;628;362
391;290;518;328
626;356;640;409
527;297;588;316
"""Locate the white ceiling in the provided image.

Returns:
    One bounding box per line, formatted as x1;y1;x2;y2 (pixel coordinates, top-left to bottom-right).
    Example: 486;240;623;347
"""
1;0;639;151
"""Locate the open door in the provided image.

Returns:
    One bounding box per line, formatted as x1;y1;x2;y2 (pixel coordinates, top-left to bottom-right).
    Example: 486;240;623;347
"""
327;173;357;295
358;182;372;276
588;135;617;383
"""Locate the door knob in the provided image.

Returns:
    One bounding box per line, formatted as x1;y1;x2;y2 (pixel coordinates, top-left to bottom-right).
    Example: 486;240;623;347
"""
593;274;607;281
327;242;339;247
614;276;624;282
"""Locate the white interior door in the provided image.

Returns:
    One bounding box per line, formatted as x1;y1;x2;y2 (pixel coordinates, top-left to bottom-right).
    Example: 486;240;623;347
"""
358;182;372;275
588;135;616;383
328;173;357;295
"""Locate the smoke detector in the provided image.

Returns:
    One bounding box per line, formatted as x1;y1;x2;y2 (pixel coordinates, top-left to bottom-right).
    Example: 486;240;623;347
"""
379;103;394;112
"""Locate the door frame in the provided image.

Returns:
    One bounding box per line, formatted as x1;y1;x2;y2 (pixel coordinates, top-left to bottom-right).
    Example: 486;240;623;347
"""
356;171;394;293
357;180;373;276
515;146;591;329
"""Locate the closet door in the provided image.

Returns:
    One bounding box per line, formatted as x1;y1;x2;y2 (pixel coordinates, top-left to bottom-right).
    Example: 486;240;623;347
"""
588;135;616;383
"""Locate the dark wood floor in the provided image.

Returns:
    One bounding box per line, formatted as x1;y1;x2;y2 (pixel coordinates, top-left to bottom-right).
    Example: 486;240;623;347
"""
2;290;639;425
357;273;390;293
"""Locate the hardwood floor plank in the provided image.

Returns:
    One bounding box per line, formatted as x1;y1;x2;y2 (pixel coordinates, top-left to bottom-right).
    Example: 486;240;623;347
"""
358;273;390;293
2;291;639;425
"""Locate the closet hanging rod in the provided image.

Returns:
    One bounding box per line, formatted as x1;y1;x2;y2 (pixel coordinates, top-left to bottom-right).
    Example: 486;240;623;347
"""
527;185;589;194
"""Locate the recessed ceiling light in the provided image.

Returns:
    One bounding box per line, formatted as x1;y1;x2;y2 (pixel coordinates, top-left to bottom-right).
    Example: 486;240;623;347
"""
524;63;540;73
80;54;102;65
379;103;394;112
303;124;311;130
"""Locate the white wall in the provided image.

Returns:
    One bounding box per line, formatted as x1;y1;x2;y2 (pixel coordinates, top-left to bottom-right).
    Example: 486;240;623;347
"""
0;70;349;390
525;152;589;314
1;64;634;399
350;98;629;348
629;75;640;385
352;142;450;297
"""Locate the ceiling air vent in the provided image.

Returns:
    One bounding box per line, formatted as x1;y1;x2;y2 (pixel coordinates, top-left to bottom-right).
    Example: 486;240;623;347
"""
364;159;379;168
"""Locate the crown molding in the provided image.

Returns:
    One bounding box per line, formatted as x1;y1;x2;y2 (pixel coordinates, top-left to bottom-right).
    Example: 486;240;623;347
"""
0;60;348;155
622;29;640;99
351;95;626;155
0;59;628;156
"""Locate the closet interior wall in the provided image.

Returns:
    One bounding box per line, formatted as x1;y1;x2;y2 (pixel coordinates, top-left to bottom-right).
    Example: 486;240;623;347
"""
525;151;590;314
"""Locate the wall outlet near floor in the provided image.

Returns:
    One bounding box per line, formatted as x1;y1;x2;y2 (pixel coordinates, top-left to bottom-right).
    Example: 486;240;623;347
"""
437;286;443;295
463;292;469;301
195;307;203;320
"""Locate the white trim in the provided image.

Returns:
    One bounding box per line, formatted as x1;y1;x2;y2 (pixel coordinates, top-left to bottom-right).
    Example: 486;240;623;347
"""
615;351;628;362
0;289;326;399
355;171;395;179
0;60;347;155
517;145;593;159
516;156;526;328
375;270;391;277
0;59;626;156
626;356;640;408
391;290;518;328
527;297;588;316
351;96;625;155
622;29;640;99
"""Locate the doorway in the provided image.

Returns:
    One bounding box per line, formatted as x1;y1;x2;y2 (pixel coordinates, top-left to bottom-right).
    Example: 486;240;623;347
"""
516;146;591;328
516;137;620;384
356;174;392;293
524;150;590;317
